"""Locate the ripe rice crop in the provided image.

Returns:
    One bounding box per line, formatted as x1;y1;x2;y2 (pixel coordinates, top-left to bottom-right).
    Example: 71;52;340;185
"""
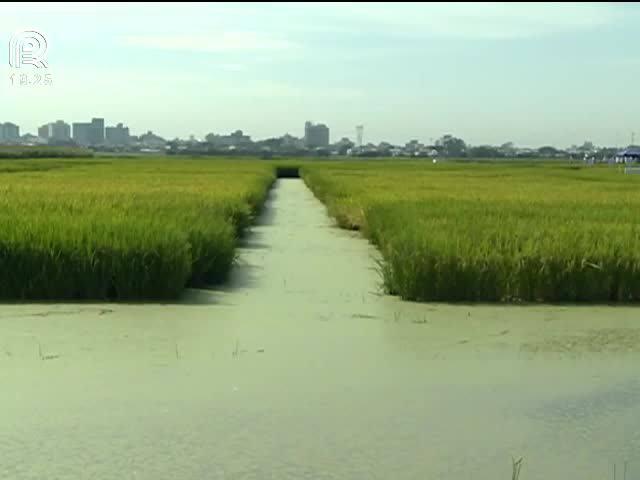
0;146;94;158
0;158;274;300
302;160;640;303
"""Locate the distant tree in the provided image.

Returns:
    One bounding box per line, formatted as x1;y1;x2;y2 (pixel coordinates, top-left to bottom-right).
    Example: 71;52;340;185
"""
597;147;618;160
436;134;467;157
499;142;516;156
537;146;560;157
468;145;503;158
260;137;283;149
577;141;595;153
205;133;217;144
337;144;351;156
166;140;179;155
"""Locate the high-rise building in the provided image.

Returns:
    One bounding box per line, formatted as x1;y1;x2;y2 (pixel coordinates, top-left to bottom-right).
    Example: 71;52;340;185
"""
51;120;71;142
38;124;49;139
105;122;130;146
0;122;20;143
72;122;91;145
72;118;104;146
90;118;104;145
39;120;71;142
304;121;330;148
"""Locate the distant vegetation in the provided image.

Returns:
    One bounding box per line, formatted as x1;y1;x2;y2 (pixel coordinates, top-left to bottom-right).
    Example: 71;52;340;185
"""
0;158;274;300
3;156;639;303
0;145;94;158
302;161;640;303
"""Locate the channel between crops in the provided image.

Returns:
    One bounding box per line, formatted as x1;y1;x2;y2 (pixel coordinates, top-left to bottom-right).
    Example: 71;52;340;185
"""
2;158;640;303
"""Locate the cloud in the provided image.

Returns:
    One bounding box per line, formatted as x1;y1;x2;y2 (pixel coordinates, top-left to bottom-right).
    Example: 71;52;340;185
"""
122;31;296;53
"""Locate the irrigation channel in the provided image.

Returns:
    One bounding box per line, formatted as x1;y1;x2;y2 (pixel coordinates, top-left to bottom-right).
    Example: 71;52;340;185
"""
2;178;640;479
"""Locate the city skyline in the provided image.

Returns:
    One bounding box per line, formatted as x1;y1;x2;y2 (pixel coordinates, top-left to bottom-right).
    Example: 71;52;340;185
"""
4;114;638;151
2;3;640;147
2;115;639;153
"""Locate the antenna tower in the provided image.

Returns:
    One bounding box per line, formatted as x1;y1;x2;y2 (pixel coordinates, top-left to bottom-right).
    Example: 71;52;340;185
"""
356;125;364;147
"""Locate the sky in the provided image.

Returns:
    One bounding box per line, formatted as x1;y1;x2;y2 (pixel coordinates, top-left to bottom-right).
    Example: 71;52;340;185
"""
1;2;639;148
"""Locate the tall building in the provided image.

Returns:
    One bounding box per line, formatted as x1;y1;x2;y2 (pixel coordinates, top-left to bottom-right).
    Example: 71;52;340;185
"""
304;121;330;148
89;118;104;145
0;122;20;143
72;118;104;146
51;120;71;142
105;122;130;146
38;124;49;139
38;120;71;142
72;122;91;145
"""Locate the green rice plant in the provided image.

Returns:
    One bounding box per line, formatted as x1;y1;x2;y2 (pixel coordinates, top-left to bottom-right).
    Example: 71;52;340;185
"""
0;157;275;300
0;146;94;158
302;160;640;303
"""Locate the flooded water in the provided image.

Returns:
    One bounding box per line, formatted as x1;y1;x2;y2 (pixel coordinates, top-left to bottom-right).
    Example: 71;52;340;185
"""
2;179;640;479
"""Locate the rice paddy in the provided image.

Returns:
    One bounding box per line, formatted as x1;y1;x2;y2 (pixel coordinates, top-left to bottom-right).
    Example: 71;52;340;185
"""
3;157;640;303
0;158;274;300
0;146;94;158
301;161;640;303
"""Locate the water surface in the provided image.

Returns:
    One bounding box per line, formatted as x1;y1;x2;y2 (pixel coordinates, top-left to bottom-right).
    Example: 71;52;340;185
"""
1;179;640;479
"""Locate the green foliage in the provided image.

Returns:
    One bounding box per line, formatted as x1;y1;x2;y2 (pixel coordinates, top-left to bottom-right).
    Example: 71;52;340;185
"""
0;146;94;158
302;160;640;303
0;157;275;300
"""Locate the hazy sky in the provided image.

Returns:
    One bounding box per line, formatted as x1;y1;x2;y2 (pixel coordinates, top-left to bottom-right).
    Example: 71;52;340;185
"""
1;2;639;147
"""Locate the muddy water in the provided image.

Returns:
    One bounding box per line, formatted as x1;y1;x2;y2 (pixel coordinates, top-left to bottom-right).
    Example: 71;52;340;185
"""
1;179;640;480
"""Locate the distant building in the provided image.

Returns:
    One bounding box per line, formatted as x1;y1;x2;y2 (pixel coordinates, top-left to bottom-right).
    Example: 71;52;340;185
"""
404;139;424;153
105;122;130;146
72;123;91;146
139;131;166;149
0;122;20;143
38;120;71;142
51;121;71;141
304;121;330;148
206;130;252;148
616;148;640;164
72;118;104;146
37;125;48;139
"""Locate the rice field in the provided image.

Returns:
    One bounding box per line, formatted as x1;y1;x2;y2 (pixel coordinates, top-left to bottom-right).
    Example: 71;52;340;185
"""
0;146;94;158
5;156;640;303
0;158;274;300
301;161;640;303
